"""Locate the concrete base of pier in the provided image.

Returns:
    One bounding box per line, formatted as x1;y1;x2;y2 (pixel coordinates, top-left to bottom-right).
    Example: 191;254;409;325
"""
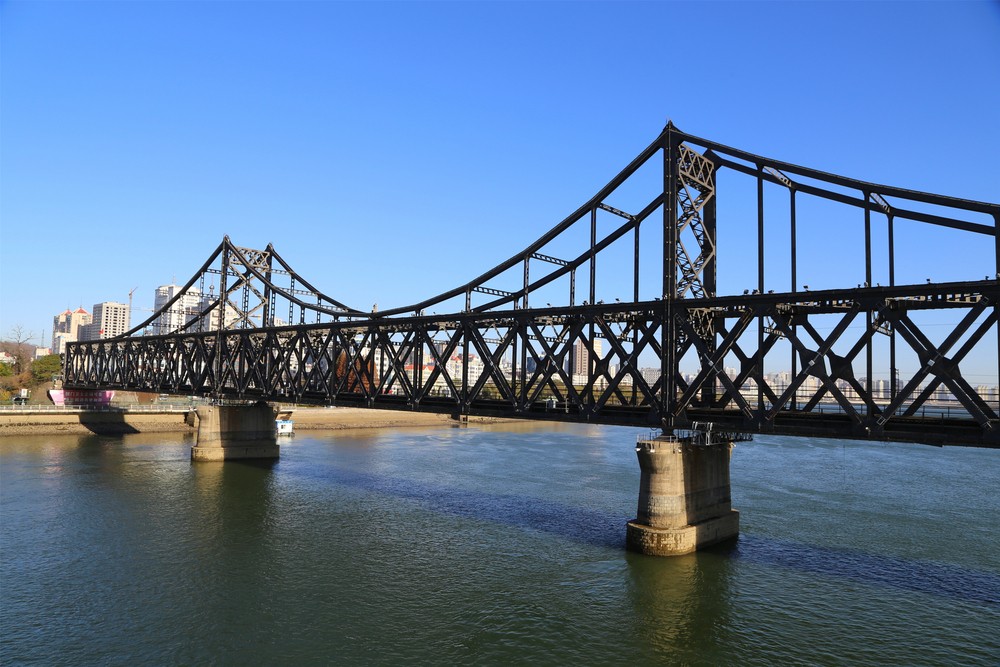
191;402;279;461
626;436;739;556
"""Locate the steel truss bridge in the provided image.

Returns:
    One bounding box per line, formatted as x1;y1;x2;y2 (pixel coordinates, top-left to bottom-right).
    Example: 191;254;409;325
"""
64;123;1000;447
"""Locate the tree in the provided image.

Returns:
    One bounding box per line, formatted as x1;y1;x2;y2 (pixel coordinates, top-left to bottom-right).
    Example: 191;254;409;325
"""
3;325;35;375
31;354;62;385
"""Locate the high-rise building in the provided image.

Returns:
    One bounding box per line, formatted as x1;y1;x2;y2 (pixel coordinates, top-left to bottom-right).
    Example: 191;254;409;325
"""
572;339;603;375
151;284;216;334
149;284;239;334
52;307;92;352
81;302;130;341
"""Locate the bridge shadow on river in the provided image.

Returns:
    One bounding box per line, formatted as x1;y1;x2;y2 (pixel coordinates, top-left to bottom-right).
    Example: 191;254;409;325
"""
281;461;1000;607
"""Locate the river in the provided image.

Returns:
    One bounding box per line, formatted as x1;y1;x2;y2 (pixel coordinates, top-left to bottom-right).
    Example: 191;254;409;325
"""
1;423;998;665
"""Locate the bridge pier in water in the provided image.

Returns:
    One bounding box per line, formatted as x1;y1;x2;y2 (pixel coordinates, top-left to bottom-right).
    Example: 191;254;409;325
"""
192;402;279;461
626;433;739;556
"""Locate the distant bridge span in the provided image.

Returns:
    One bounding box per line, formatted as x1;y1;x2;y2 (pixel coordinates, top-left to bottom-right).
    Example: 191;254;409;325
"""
64;123;1000;448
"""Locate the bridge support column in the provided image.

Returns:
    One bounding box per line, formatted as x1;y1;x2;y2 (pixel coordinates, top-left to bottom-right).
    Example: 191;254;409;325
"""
626;436;738;556
191;402;279;461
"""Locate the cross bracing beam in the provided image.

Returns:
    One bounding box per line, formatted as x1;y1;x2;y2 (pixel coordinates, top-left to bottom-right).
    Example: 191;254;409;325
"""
530;252;570;266
472;286;514;298
597;202;636;221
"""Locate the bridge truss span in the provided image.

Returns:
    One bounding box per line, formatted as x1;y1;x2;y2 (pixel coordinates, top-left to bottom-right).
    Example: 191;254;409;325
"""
64;123;1000;447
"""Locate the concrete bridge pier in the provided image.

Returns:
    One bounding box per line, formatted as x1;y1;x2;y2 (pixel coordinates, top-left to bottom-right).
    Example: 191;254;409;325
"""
626;434;739;556
191;402;279;461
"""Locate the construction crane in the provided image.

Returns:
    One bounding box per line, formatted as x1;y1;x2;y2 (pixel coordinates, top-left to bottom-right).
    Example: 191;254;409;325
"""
127;287;137;330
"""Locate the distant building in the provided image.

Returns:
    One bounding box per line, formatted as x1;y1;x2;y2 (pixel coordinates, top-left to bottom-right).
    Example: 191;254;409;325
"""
33;347;52;359
152;284;212;334
81;302;130;340
150;284;239;334
571;339;603;376
52;307;91;352
640;367;661;387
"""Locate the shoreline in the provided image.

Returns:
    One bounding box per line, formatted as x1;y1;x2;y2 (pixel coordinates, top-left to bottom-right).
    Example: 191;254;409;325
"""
0;407;509;438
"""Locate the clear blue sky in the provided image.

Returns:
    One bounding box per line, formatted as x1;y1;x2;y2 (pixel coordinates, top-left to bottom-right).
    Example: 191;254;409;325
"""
2;1;999;354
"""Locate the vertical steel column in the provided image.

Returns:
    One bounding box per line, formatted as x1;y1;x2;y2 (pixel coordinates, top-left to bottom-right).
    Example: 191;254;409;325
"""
757;166;765;294
865;192;873;410
414;329;423;407
864;194;873;286
703;165;719;406
214;244;231;398
242;282;251;328
889;214;897;401
756;165;765;417
590;207;597;305
703;166;719;298
198;275;206;333
374;328;383;404
661;123;680;425
462;321;470;414
511;320;520;408
995;213;1000;414
633;222;641;407
262;247;274;328
523;257;530;310
633;219;641;302
517;318;527;410
790;189;798;410
588;206;597;411
519;259;528;407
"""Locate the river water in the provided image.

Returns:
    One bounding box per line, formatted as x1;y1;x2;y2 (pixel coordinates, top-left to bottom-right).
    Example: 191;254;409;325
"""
1;422;998;665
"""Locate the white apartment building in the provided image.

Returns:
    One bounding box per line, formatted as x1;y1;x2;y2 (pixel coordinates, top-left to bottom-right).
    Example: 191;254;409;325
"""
150;284;240;334
52;307;92;352
152;284;212;334
81;302;130;340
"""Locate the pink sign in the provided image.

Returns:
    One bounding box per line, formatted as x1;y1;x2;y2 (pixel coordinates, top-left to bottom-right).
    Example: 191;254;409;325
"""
47;389;116;407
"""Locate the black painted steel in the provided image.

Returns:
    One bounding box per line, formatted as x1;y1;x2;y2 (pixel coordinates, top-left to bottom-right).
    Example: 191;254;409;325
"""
64;123;1000;447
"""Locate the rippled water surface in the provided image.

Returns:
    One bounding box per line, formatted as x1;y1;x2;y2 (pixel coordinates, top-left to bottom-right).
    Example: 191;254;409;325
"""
2;423;998;665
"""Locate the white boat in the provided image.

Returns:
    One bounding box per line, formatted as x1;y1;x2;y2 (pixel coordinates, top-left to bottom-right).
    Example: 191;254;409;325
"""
275;419;294;436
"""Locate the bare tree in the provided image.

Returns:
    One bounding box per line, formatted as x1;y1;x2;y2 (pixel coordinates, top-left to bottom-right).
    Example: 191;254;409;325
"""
4;325;35;374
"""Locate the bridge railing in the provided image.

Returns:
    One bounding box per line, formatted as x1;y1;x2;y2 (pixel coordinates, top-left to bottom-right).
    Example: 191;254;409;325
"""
0;404;195;414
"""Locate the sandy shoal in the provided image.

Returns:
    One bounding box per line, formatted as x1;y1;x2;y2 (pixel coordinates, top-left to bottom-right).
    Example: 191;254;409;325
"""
0;407;505;437
287;407;500;430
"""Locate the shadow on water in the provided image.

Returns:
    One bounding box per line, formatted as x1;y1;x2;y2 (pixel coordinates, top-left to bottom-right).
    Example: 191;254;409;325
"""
733;534;1000;606
314;465;628;550
309;465;1000;606
20;433;994;608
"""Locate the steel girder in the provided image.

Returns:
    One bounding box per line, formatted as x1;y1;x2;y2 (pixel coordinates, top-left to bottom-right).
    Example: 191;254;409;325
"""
63;279;1000;447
